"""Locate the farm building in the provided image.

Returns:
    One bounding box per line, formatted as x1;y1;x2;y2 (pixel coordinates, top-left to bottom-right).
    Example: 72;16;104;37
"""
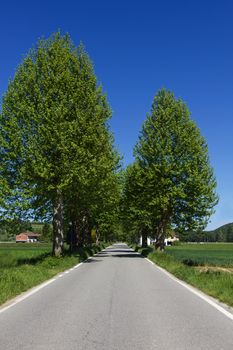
16;232;40;243
139;235;179;246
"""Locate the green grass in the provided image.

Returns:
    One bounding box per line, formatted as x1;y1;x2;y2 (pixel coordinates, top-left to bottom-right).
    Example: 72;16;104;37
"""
0;243;52;268
133;244;233;307
0;242;106;306
166;243;233;266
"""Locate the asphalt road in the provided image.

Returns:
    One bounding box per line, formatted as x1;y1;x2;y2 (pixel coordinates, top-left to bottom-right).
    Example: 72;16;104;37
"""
0;243;233;350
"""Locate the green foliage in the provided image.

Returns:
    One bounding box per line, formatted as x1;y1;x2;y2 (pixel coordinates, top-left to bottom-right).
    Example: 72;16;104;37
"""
179;223;233;242
30;222;43;234
123;89;218;248
0;31;120;255
91;170;122;243
0;220;33;241
41;222;53;241
208;223;233;242
120;164;151;244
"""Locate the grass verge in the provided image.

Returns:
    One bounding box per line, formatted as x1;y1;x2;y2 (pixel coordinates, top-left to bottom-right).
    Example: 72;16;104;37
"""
166;243;233;267
0;243;107;306
133;245;233;307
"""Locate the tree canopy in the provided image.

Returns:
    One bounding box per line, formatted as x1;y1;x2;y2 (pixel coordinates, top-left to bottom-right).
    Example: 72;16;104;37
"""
0;32;120;255
122;89;218;249
0;33;219;253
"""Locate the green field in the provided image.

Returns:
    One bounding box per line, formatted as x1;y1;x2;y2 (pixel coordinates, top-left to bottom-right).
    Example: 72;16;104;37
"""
166;243;233;266
0;243;52;268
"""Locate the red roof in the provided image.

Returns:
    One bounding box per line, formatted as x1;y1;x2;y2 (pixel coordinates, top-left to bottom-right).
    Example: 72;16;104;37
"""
16;232;40;241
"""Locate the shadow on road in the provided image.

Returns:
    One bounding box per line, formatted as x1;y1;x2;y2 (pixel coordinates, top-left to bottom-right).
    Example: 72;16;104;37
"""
83;258;103;263
95;250;143;258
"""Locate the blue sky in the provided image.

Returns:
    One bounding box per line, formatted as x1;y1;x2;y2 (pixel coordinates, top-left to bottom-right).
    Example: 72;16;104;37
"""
0;0;232;229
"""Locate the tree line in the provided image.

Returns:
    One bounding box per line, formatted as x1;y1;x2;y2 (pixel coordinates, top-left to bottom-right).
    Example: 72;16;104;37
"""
0;220;53;242
0;32;218;255
180;223;233;242
0;33;120;256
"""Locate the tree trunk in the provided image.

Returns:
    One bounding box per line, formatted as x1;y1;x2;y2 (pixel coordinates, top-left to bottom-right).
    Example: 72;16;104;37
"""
83;213;92;246
68;221;77;253
96;227;100;245
52;191;64;257
76;216;84;248
154;229;165;251
154;209;171;251
141;227;148;248
68;210;84;249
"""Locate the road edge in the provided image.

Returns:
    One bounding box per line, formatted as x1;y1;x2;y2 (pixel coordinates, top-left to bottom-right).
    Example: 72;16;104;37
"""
0;261;85;314
145;257;233;321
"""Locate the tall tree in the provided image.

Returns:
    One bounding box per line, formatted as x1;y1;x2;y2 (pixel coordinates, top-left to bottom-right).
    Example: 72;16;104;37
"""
0;32;119;256
121;163;151;246
94;169;122;243
134;89;218;249
63;110;121;248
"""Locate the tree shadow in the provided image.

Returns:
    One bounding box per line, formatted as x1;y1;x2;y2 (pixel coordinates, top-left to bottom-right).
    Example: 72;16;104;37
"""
102;249;135;253
16;253;51;267
95;251;143;258
83;258;103;263
109;253;144;258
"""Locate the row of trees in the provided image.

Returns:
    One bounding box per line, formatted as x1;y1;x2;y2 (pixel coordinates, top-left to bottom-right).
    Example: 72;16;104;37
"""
0;33;121;256
0;32;218;254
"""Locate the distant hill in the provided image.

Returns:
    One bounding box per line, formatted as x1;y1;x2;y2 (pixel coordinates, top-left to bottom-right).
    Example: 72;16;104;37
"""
206;223;233;242
179;222;233;242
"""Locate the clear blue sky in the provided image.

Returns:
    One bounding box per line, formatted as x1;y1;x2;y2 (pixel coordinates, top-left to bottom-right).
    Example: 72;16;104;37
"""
1;0;232;230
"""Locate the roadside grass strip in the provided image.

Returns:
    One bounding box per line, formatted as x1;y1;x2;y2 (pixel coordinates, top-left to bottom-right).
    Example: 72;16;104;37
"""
0;261;85;314
145;257;233;322
0;243;107;307
133;246;233;308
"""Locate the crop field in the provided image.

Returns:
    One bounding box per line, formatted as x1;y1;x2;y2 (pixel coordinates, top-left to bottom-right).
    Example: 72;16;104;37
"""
0;243;52;268
166;243;233;266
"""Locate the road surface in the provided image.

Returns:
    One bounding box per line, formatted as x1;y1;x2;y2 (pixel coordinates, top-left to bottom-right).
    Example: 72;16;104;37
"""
0;244;233;349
